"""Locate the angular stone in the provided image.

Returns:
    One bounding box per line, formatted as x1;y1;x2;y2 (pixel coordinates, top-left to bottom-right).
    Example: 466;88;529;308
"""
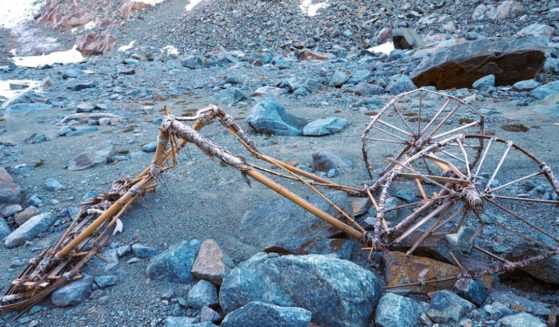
472;75;495;91
312;152;353;172
393;28;424;50
164;316;197;327
427;290;475;323
200;306;221;323
94;275;117;289
68;142;114;171
4;212;56;248
386;75;417;95
383;251;461;293
222;301;311;327
192;239;232;285
51;275;93;307
329;71;351;87
513;79;540;91
0;204;21;218
303;117;348;136
530;81;559;100
487;291;551;317
239;192;351;255
187;280;218;309
498;312;546;327
507;242;559;285
220;253;381;327
517;23;556;39
213;87;248;106
453;278;488;306
14;206;39;226
0;218;11;239
146;239;201;283
246;99;307;136
483;302;513;320
0;167;20;203
375;293;422;327
411;37;546;90
181;55;206;69
131;243;159;258
76;32;116;56
44;177;64;191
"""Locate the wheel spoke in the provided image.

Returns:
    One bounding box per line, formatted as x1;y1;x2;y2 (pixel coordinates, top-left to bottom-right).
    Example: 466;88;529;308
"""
392;103;415;136
456;137;471;178
490;172;542;192
421;98;452;134
431;120;481;140
484;141;513;193
372;125;409;142
364;137;406;145
423;102;462;140
491;195;559;205
377;119;413;137
417;90;423;136
474;136;494;177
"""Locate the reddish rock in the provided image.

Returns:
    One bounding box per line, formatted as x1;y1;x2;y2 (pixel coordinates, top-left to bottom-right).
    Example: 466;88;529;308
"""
76;32;116;56
411;37;546;89
0;167;20;204
14;206;39;226
119;1;152;19
191;239;232;285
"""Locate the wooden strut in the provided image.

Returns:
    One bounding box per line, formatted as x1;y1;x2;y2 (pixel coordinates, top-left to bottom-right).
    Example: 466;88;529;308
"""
2;103;558;313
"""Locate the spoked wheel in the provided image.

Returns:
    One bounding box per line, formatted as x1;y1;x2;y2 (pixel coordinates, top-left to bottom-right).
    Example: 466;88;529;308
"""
373;134;559;278
361;89;485;190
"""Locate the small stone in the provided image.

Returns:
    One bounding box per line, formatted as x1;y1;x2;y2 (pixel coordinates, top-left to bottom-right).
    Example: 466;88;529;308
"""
246;99;307;136
68;142;115;171
483;302;513;320
329;71;351;87
181;55;205;69
0;167;21;203
302;117;348;136
386;75;417;95
497;312;546;327
0;218;11;238
393;28;424;49
453;278;488;306
51;275;93;307
427;290;475;323
222;301;312;327
44;177;64;191
4;212;56;248
76;102;96;113
131;243;159;258
192;239;232;285
375;293;422;327
116;244;132;257
512;79;540;91
27;195;43;207
200;306;221;323
14;206;39;225
530;81;559;100
187;280;218;309
1;204;22;218
94;275;117;289
472;75;495;91
164;316;197;327
312;152;352;172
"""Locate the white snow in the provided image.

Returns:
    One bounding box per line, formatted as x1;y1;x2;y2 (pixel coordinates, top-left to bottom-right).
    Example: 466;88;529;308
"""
0;0;45;29
0;80;41;102
12;47;85;68
186;0;205;11
118;41;136;52
162;45;180;56
299;0;329;17
368;42;395;55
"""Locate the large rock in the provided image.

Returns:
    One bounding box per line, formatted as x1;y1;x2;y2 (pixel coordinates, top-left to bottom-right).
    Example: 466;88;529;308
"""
219;253;381;327
427;290;475;323
487;291;551;317
146;239;201;283
507;242;559;285
4;212;56;248
239;191;351;255
4;103;53;118
375;293;422;327
392;28;424;50
517;23;556;39
188;280;218;309
192;239;233;285
302;117;348;136
0;167;20;203
76;32;116;56
383;251;461;293
222;301;312;327
246;99;307;136
51;275;93;307
498;312;546;327
530;81;559;100
411;37;546;90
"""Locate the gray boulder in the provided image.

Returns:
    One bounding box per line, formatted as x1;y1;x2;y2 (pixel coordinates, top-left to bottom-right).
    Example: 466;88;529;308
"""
51;275;93;307
44;177;64;191
4;103;53;118
219;253;381;327
222;301;311;327
188;280;218;309
508;242;559;284
303;117;348;136
375;293;422;327
213;87;248;106
453;278;488;306
4;212;56;248
517;23;556;39
181;55;206;69
513;79;540;91
386;75;417;95
498;312;546;327
530;81;559;100
0;167;20;203
329;71;351;87
239;191;351;255
472;74;495;91
411;37;546;89
487;291;551;317
427;290;475;323
146;239;201;283
246;99;307;136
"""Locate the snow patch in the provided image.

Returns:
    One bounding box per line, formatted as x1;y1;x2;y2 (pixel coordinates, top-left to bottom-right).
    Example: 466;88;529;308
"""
162;45;179;56
0;0;46;29
138;0;167;4
186;0;205;11
0;80;41;102
118;41;136;52
299;0;329;17
368;42;395;55
12;47;85;68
